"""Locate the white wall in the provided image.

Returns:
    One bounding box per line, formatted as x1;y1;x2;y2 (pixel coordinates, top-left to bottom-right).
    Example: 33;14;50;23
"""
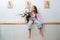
0;0;27;22
30;0;60;22
45;25;60;40
0;0;60;22
0;25;60;40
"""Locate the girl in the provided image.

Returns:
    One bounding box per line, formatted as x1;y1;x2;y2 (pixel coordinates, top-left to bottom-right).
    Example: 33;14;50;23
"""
28;5;44;38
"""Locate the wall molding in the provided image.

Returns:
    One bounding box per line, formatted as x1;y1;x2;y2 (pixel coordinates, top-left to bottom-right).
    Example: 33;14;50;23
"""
0;22;60;25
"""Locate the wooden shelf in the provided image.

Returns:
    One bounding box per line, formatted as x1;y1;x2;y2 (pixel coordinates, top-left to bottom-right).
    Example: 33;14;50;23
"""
0;22;60;25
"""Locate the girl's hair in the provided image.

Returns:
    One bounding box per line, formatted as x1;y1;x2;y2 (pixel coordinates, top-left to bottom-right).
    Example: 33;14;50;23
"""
32;5;38;13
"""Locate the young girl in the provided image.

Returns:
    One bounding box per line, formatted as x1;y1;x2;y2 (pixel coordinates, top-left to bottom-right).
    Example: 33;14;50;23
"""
28;5;44;38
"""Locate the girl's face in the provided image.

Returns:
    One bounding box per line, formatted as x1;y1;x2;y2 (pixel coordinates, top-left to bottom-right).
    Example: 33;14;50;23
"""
31;5;37;14
31;6;35;11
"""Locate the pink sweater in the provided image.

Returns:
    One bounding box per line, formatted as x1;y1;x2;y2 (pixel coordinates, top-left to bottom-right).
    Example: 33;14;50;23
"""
29;12;44;24
29;12;37;20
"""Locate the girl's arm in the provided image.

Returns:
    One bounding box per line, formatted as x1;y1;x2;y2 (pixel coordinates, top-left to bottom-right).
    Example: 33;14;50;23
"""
37;14;44;27
37;14;44;24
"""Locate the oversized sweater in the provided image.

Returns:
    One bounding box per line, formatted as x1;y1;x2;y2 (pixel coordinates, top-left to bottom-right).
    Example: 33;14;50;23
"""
29;12;44;24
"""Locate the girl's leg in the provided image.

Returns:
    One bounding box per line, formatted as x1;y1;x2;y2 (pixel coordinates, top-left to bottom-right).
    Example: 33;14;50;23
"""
39;28;44;37
34;20;44;37
29;29;31;38
28;20;33;38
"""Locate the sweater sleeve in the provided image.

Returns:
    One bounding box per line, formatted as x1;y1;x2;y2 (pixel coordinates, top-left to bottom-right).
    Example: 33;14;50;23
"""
37;14;44;24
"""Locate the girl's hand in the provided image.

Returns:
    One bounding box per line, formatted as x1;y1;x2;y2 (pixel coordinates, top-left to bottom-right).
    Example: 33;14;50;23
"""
42;22;44;27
